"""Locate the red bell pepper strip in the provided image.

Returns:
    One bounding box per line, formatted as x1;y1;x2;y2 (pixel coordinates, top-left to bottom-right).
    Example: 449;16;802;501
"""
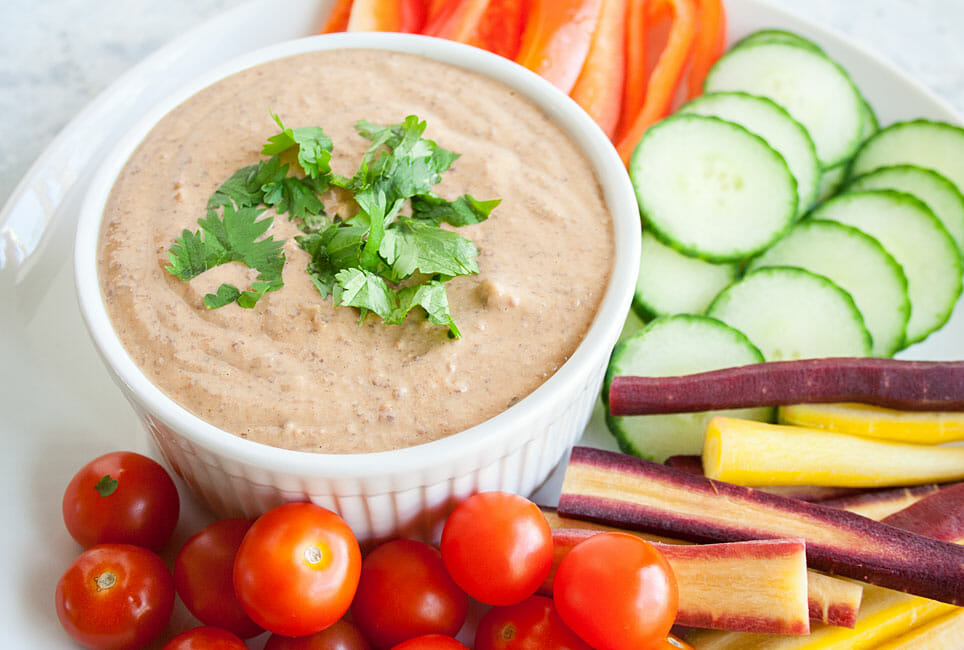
569;0;628;139
685;0;726;98
347;0;427;32
322;0;354;33
615;0;696;165
515;0;604;94
424;0;528;60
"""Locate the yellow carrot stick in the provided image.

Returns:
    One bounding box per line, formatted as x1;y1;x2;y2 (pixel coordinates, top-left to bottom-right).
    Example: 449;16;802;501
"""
685;585;956;650
876;608;964;649
779;402;964;445
702;416;964;487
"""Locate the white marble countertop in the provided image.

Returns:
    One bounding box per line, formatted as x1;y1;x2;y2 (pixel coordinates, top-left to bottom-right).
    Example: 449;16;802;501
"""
3;0;963;207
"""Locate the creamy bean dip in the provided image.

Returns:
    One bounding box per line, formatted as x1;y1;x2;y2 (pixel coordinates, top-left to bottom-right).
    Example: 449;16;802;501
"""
99;49;614;453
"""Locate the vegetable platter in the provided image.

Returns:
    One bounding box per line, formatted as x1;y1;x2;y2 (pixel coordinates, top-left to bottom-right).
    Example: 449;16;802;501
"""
1;0;963;648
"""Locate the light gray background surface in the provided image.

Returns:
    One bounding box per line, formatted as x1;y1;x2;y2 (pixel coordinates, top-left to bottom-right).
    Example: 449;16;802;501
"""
3;0;964;206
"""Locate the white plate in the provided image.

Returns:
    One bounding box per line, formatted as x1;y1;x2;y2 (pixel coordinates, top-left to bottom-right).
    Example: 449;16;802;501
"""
2;0;962;647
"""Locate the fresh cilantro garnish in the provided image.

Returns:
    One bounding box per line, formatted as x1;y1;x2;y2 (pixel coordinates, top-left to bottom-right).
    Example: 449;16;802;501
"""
167;205;285;309
263;112;333;180
167;113;499;336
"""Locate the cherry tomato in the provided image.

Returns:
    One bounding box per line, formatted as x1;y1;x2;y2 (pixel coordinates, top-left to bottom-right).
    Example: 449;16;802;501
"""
440;492;553;605
475;595;591;650
233;502;361;637
351;539;468;647
390;635;469;650
55;544;175;650
174;518;263;638
62;451;180;551
264;619;373;650
161;626;248;649
553;532;679;650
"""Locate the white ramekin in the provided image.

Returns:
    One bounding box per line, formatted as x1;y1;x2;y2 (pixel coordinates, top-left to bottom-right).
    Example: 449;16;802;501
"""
74;32;640;543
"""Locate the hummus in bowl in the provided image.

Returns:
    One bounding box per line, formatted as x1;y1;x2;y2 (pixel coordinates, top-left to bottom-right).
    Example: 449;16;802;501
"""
75;33;640;541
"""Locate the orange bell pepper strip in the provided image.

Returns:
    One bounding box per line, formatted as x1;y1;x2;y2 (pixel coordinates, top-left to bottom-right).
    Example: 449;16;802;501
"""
569;0;628;139
686;0;726;98
424;0;528;59
347;0;428;32
322;0;354;33
426;0;450;22
615;0;696;165
515;0;604;94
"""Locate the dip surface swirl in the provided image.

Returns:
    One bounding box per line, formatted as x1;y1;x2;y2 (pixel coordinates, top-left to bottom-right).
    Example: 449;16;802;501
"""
99;49;614;453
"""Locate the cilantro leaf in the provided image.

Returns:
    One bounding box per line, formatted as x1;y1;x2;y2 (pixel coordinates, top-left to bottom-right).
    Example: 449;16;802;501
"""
379;218;480;280
207;155;289;210
263;176;328;223
334;268;396;322
203;283;242;308
263;112;333;180
411;193;500;226
167;205;285;309
389;281;459;338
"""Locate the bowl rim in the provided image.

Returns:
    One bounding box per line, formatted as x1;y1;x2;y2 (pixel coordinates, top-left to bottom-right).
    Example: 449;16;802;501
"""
74;31;641;478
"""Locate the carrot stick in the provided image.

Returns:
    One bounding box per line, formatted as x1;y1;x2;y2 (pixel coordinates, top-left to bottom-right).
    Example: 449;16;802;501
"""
321;0;354;32
609;358;964;416
515;0;603;93
614;0;696;165
618;0;647;134
685;0;725;98
569;0;627;138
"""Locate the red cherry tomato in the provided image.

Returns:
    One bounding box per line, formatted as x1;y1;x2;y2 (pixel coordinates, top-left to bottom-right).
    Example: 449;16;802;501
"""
161;626;248;649
233;502;362;637
553;532;679;650
475;595;591;650
174;518;263;638
440;492;553;605
55;544;175;650
264;619;373;650
62;451;180;551
351;539;468;647
390;635;469;650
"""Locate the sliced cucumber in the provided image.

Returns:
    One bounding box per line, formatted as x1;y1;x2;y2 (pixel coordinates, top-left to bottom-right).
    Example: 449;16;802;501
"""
732;28;824;54
706;266;872;360
604;314;771;462
705;41;865;168
810;189;963;346
633;230;739;320
630;114;797;262
859;97;880;139
680;91;820;214
746;220;909;357
849;119;964;193
817;163;847;204
847;165;964;255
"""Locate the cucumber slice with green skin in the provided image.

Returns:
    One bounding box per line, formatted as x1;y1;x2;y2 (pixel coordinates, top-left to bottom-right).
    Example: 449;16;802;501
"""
847;165;964;255
731;28;825;54
633;230;739;321
747;220;910;357
604;314;771;462
859;97;880;138
630;114;797;262
707;266;872;361
817;163;847;204
810;189;963;346
680;91;820;214
705;41;865;168
849;119;964;194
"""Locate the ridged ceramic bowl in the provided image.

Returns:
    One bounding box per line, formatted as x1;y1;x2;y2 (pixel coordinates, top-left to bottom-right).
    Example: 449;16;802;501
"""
74;32;640;543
